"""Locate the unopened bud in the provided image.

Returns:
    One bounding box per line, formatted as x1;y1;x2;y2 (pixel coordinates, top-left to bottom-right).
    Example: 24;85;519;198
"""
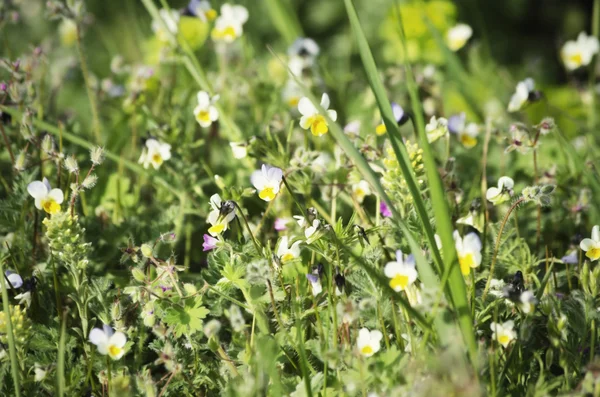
140;244;153;258
81;174;98;189
14;150;26;171
64;155;79;174
90;146;105;165
41;135;54;154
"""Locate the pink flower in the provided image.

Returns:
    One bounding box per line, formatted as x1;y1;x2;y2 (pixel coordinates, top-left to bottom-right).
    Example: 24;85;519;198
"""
380;201;392;218
274;218;288;231
203;234;218;251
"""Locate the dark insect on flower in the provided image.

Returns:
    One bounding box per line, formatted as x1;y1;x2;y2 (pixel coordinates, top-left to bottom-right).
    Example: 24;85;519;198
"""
335;267;346;294
354;225;369;246
220;200;236;217
316;263;324;277
306;207;317;222
22;276;38;292
527;90;543;103
503;270;524;302
470;198;481;212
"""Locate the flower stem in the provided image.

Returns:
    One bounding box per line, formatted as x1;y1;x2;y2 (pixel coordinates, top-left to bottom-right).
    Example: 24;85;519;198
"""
0;258;21;397
482;197;526;300
233;202;263;256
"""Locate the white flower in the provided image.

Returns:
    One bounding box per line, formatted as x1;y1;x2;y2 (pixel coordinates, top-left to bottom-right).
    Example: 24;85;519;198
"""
446;23;473;51
580;225;600;262
4;270;22;289
89;325;127;360
458;122;479;148
384;250;418;292
561;32;599;71
305;219;320;239
306;272;322;296
357;328;382;357
152;9;179;42
453;231;482;276
425;116;449;143
194;91;219;128
490;320;516;348
211;4;248;42
288;38;320;71
486;176;514;205
298;93;338;137
519;290;536;314
192;0;217;22
207;194;236;236
508;78;535;112
251;164;283;202
352;180;372;204
277;236;301;263
456;212;483;233
294;215;307;228
34;364;47;382
282;81;303;108
138;139;171;170
27;178;64;214
15;291;32;307
229;142;247;159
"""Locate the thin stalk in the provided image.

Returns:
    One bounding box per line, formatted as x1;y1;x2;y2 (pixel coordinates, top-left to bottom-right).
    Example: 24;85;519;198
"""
482;197;526;300
106;356;112;395
57;311;67;397
233;202;263;255
0;259;20;397
75;23;102;143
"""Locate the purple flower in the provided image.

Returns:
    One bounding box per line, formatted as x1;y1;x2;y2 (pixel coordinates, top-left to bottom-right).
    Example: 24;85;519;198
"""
274;218;288;231
380;201;392;218
0;82;7;92
391;102;405;123
561;250;578;265
202;234;218;251
448;113;466;134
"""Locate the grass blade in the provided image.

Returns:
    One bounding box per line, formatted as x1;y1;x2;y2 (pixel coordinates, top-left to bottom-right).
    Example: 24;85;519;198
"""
263;0;303;45
57;312;67;397
0;258;21;397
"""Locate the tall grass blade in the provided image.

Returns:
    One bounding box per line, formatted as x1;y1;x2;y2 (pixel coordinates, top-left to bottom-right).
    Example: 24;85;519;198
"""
264;0;303;45
0;258;21;397
57;312;67;397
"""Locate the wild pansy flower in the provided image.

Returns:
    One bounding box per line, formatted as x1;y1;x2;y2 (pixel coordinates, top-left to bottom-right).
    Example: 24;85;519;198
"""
580;225;600;261
288;37;320;70
276;236;301;263
357;328;382;357
561;250;578;265
138;139;172;170
274;218;289;231
519;290;536;314
453;231;482;276
380;201;392;218
89;324;127;360
211;4;248;43
187;0;217;22
446;23;473;51
305;219;320;239
486;176;514;205
490;321;516;348
229;142;247;159
298;93;337;137
251;164;283;201
507;78;541;113
448;113;479;148
202;234;218;251
425;116;449;143
306;269;322;296
152;9;179;42
384;250;418;292
352;180;372;204
27;178;64;214
207;194;236;236
375;103;406;136
4;271;23;289
194;91;219;128
282;81;303;108
506;124;534;154
456;211;484;233
561;32;599;71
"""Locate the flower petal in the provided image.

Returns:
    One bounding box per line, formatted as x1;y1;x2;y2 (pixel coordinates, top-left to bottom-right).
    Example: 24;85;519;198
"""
48;189;64;205
27;181;48;200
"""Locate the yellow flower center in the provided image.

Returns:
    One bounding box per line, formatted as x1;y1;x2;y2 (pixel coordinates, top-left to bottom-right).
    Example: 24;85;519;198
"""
390;274;409;291
152;153;163;166
208;223;225;235
205;9;217;21
459;253;474;276
449;38;467;51
197;110;212;124
587;248;600;261
361;345;374;355
460;134;477;148
41;198;61;214
287;96;300;107
375;124;387;136
308;115;328;136
568;52;583;66
281;253;295;263
259;187;276;201
108;344;122;359
498;334;510;346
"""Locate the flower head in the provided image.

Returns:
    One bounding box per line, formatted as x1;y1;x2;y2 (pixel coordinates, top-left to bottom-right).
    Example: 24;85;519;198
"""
211;4;248;43
274;218;289;231
207;194;236;236
305;219;320;240
89;325;127;360
138;139;171;170
298;93;338;137
27;178;64;214
202;234;218;251
425;116;449;143
519;290;536;314
194;91;219;128
384;250;418;292
352;180;372;204
229;141;247;159
277;236;301;263
380;201;392;218
188;0;217;22
357;328;382;357
561;32;599;71
454;231;482;276
375;103;406;135
508;78;538;113
251;164;283;201
4;271;23;289
306;270;322;297
580;225;600;262
486;176;514;205
448;113;479;148
446;23;473;51
490;320;516;348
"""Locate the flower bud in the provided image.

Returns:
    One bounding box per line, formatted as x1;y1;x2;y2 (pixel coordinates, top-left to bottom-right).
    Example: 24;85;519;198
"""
81;174;98;189
140;244;153;258
41;135;54;154
64;155;79;174
90;146;105;165
14;150;26;172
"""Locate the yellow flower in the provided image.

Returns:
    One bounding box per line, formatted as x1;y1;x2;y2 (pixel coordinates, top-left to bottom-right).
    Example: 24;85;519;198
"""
298;93;337;137
445;23;472;51
580;225;600;262
211;4;248;43
27;178;64;215
453;231;482;276
490;321;516;348
89;325;127;360
384;250;418;292
251;164;283;202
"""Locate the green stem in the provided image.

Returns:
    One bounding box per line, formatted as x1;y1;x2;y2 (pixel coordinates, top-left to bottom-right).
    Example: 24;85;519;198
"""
0;259;21;397
233;202;263;256
106;356;112;395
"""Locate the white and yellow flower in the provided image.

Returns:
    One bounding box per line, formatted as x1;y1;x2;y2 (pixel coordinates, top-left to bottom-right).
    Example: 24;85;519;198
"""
519;290;536;314
282;81;303;108
453;231;482;276
357;328;382;357
508;78;535;113
490;320;516;348
298;93;337;137
425;116;449;143
384;250;418;292
211;4;248;43
194;91;219;128
561;32;599;71
277;236;301;263
89;325;127;360
457;122;479;148
27;178;64;214
352;180;372;204
138;139;172;170
191;0;217;22
446;23;473;51
305;219;320;239
486;176;514;205
251;164;283;201
580;225;600;262
229;142;247;159
207;194;236;236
